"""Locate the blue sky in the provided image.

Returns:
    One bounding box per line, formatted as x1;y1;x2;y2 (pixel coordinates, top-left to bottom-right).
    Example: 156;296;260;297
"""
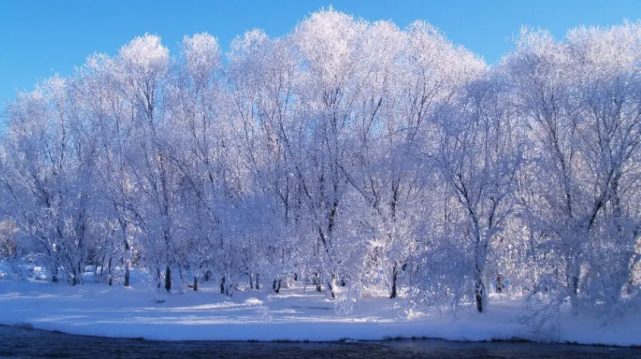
1;0;640;106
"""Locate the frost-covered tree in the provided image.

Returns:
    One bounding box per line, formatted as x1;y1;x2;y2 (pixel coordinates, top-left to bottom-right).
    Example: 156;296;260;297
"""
506;23;641;326
0;10;638;328
422;73;521;313
1;76;100;285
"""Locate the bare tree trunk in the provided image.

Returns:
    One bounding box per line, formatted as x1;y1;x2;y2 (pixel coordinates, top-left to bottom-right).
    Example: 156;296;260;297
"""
99;256;105;277
164;266;171;292
107;257;113;286
123;227;130;287
193;276;198;291
315;272;322;292
474;269;485;313
124;266;130;287
390;263;398;299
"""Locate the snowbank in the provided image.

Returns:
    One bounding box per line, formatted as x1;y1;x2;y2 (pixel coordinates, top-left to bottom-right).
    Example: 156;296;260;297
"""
0;280;639;346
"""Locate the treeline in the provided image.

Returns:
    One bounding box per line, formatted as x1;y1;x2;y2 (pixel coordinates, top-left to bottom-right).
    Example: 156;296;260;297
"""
0;10;639;322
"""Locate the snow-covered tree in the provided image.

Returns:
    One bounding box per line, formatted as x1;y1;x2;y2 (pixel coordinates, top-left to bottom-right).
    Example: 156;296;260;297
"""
0;11;638;328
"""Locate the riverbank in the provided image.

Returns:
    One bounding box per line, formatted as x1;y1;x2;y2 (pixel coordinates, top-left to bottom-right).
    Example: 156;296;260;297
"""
0;280;638;346
2;325;639;359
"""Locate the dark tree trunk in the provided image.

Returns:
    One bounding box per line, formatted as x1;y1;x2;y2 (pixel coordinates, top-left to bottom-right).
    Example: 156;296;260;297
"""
570;274;579;315
256;273;260;290
220;276;226;294
475;275;485;313
107;257;113;286
495;275;503;293
273;279;282;293
164;266;171;292
156;268;161;289
315;272;322;292
123;228;130;287
193;276;198;291
390;264;398;299
475;293;483;312
124;266;130;287
249;272;254;289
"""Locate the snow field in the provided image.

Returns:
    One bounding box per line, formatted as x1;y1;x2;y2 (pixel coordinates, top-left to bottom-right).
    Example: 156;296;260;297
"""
0;279;639;346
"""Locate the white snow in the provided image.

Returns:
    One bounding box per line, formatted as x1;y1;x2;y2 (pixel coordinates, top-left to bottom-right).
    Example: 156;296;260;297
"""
0;278;639;346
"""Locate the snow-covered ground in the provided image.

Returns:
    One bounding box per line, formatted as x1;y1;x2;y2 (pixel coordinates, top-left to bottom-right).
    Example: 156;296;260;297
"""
0;276;639;346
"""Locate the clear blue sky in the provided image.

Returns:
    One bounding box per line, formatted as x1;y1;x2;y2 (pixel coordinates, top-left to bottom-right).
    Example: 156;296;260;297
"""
1;0;640;106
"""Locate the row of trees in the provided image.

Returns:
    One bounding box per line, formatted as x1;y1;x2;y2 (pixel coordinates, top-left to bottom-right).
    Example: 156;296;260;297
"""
0;11;639;322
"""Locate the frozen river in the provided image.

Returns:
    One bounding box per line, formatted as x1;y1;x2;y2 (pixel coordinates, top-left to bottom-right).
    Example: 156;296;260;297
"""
1;325;640;358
